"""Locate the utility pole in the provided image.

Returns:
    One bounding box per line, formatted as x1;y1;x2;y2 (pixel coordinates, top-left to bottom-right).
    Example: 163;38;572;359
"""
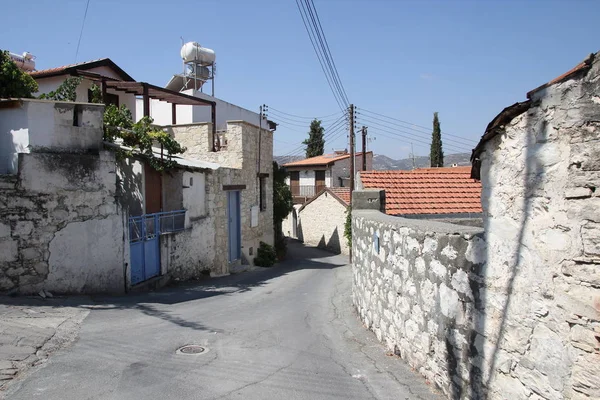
361;126;367;171
411;143;416;170
349;104;355;194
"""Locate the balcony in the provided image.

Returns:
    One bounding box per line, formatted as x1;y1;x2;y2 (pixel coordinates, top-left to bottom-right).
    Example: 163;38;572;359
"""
291;185;326;204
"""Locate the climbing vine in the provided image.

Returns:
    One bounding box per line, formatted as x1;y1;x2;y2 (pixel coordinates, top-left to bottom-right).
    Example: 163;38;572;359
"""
38;77;82;102
103;104;186;171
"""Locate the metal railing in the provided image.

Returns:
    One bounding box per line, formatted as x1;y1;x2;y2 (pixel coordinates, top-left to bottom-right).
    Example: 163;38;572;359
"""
129;210;186;241
291;185;326;198
157;210;186;234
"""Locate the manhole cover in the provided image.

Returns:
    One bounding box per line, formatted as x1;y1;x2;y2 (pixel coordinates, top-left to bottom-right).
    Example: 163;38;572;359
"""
176;345;207;355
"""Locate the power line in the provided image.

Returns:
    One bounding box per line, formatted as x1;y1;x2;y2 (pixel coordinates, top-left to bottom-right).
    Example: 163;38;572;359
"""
357;114;475;150
74;0;91;62
303;0;349;106
268;109;342;125
278;117;348;158
357;107;477;145
268;106;344;120
295;0;349;110
360;120;472;154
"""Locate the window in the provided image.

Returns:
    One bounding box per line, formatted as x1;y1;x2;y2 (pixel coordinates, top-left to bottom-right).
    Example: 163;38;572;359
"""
260;177;267;211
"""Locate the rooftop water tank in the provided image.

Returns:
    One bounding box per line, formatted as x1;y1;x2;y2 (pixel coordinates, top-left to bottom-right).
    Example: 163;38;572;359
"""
180;42;215;66
9;52;35;71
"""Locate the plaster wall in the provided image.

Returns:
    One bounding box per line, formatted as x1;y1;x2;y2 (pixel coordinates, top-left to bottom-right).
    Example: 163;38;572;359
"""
35;68;136;117
0;151;125;294
298;192;349;254
0;100;104;174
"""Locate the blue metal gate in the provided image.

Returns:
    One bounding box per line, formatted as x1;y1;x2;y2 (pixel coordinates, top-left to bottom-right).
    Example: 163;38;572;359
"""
129;210;187;285
129;214;160;285
227;191;241;262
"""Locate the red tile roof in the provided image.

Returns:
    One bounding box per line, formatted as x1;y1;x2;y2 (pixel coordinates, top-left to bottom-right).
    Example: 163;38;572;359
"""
359;167;482;215
329;187;351;206
283;152;372;167
29;58;135;81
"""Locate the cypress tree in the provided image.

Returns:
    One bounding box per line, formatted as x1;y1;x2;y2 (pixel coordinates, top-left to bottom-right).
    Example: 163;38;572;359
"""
303;119;325;158
430;112;444;167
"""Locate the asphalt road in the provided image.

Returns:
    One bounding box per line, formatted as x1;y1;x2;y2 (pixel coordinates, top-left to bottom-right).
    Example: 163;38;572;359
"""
5;242;440;400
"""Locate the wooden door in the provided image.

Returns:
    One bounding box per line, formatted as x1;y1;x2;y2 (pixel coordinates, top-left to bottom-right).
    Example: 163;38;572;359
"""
144;163;162;214
290;171;300;196
315;170;325;194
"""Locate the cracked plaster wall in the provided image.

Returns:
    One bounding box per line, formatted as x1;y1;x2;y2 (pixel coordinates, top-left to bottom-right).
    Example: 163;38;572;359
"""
0;151;126;294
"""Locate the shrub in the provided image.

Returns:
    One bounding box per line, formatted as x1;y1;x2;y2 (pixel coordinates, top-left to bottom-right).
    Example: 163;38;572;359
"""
274;234;287;261
254;241;277;267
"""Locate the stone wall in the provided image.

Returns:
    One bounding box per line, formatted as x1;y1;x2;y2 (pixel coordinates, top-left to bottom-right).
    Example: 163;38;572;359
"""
166;120;274;265
352;210;487;398
475;53;600;400
352;53;600;400
298;191;349;254
0;151;126;294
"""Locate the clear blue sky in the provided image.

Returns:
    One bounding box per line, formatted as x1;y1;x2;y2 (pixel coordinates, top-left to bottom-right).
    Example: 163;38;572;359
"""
3;0;599;159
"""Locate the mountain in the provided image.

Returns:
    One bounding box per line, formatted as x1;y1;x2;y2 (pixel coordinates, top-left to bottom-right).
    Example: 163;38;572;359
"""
372;153;471;170
274;153;472;170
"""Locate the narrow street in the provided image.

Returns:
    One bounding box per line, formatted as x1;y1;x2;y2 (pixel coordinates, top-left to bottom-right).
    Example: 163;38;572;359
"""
4;242;440;400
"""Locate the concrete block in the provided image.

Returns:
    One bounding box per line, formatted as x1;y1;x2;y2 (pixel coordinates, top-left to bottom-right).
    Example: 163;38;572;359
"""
352;189;385;212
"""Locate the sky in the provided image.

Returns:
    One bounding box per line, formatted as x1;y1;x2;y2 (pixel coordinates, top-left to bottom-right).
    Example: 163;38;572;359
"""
2;0;599;159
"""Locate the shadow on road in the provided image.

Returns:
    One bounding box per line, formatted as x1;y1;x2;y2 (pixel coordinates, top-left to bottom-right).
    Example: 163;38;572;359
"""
0;240;346;333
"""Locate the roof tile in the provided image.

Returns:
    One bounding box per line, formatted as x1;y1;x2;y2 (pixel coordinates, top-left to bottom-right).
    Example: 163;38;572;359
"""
283;152;371;167
359;166;482;216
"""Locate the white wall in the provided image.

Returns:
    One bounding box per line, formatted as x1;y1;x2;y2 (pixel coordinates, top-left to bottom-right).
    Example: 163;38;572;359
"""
136;89;266;130
35;66;136;119
183;170;206;224
298;191;349;254
0;99;104;174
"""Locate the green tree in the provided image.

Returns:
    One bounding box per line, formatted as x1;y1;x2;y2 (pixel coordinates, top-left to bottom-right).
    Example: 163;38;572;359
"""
0;50;38;98
430;112;444;167
344;205;352;249
273;161;293;258
303;119;325;158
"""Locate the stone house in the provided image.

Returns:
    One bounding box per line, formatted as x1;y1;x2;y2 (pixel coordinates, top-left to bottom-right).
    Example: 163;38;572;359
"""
1;54;274;293
351;52;600;400
358;166;483;226
293;187;351;254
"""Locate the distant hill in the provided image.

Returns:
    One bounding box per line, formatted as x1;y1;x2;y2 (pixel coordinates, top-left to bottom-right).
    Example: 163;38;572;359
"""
274;153;472;170
372;153;472;170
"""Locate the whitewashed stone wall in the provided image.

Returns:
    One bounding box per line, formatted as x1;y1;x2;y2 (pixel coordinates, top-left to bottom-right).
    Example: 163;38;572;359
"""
0;151;126;294
352;53;600;400
477;54;600;400
298;191;349;254
352;210;487;398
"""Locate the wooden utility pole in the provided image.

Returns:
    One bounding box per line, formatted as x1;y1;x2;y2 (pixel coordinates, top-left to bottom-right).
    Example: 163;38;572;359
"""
361;126;367;171
349;104;355;194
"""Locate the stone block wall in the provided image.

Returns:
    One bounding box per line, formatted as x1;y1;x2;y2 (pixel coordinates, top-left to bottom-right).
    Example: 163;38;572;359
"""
352;210;487;398
298;191;349;254
0;151;126;294
476;53;600;400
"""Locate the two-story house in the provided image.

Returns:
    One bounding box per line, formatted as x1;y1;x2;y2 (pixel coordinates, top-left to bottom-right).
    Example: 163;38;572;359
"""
282;150;373;204
281;150;372;254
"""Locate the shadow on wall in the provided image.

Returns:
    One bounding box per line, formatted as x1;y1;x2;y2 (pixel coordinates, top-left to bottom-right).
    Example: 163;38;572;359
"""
297;217;304;242
117;159;144;217
444;111;542;398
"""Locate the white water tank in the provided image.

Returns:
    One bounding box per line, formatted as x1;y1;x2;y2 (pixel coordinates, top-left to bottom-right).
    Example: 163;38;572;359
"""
9;52;35;71
180;42;215;66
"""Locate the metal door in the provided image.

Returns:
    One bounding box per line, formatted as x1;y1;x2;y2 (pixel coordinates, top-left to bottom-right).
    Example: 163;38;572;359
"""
129;214;160;285
227;191;241;262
